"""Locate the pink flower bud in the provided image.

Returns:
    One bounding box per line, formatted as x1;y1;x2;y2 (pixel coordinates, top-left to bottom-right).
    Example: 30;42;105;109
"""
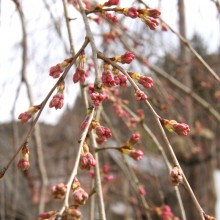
49;64;64;78
51;183;67;199
114;74;127;87
135;90;147;101
80;152;96;170
129;133;141;145
95;126;112;144
18;112;32;124
170;166;183;186
49;93;64;110
162;205;174;220
104;0;119;7
105;13;119;23
102;71;116;87
102;165;110;173
144;17;160;30
138;185;146;196
138;76;153;88
129;149;144;161
73;67;88;84
173;123;190;136
17;158;30;171
104;174;114;181
73;187;88;206
120;51;135;64
39;210;57;219
126;6;139;18
148;9;161;19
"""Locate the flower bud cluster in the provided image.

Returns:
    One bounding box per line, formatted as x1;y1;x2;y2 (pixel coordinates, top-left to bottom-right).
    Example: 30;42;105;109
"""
135;90;148;101
49;81;65;110
90;164;114;182
17;143;30;171
170;166;183;186
129;72;153;89
160;118;190;136
49;58;73;79
88;84;107;106
51;183;67;199
113;51;135;64
18;105;41;124
73;51;89;84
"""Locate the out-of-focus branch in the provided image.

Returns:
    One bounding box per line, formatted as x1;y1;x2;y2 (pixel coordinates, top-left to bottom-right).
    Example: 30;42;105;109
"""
0;38;89;179
138;0;220;83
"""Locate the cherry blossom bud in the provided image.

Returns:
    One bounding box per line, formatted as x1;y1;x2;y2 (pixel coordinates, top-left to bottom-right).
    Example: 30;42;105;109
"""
66;208;81;219
17;144;30;171
73;67;88;84
129;133;141;145
49;64;64;78
120;51;135;64
135;90;147;101
161;119;190;136
170;166;183;186
73;187;88;206
104;174;114;181
129;149;144;160
90;92;106;106
104;0;119;7
80;152;96;170
138;185;146;196
105;12;119;22
162;205;174;220
114;74;127;87
102;71;116;87
18;105;41;124
51;183;67;199
94;16;102;24
39;210;57;219
148;9;161;18
138;76;153;88
49;93;64;110
126;6;139;18
95;126;112;144
102;165;110;173
144;17;160;30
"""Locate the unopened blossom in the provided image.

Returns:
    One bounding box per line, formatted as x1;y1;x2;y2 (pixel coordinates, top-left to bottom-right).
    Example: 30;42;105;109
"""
144;17;160;30
129;133;141;145
135;90;147;101
94;16;102;24
103;32;117;43
161;119;190;136
49;64;64;78
51;183;67;199
105;12;119;22
90;92;106;106
73;67;88;84
104;0;119;7
102;71;116;87
120;51;135;64
66;208;81;219
136;109;144;120
49;93;64;110
79;152;96;170
17;145;30;171
113;103;129;118
104;174;114;181
39;210;57;219
18;105;41;124
138;76;153;88
162;205;174;220
73;187;88;206
147;9;161;18
170;166;183;186
126;6;139;18
138;185;146;196
114;74;127;87
129;149;144;161
95;126;112;144
102;165;111;173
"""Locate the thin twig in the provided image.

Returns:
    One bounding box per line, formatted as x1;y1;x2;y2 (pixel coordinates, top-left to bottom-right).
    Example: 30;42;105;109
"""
57;107;95;217
0;38;89;179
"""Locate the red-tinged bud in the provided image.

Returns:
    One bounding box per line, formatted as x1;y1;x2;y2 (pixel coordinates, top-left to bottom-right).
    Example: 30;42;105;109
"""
102;71;116;87
103;32;117;43
104;174;114;181
80;152;96;170
17;144;30;171
135;90;147;101
66;208;81;219
129;133;141;145
18;105;41;124
114;74;127;88
94;16;102;24
105;12;119;23
126;6;139;18
138;76;153;88
39;210;57;219
147;9;161;18
170;166;183;186
88;84;95;94
104;0;119;7
102;165;110;173
51;183;67;199
136;109;144;120
144;17;160;30
49;93;64;110
95;126;112;144
89;170;95;178
161;22;169;31
138;185;146;196
161;119;190;136
49;64;64;78
129;149;144;161
73;67;88;84
73;187;88;206
90;92;106;106
113;103;129;118
18;112;32;124
162;205;173;220
120;51;135;64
